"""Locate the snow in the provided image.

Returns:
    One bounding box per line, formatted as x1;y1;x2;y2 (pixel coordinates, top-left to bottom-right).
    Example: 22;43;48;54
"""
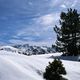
0;51;80;80
0;46;18;53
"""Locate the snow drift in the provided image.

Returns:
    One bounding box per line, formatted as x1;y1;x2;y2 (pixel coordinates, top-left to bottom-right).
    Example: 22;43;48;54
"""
0;51;80;80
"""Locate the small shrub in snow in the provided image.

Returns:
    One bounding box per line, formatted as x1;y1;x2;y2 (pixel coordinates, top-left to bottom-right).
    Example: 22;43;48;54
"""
43;59;67;80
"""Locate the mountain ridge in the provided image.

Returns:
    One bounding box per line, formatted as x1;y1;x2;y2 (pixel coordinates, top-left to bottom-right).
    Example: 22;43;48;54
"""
0;44;56;55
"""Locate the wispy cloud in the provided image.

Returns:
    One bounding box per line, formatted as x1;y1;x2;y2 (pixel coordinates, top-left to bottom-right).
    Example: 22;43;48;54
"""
11;12;58;46
60;4;67;9
9;38;55;46
36;13;59;26
71;0;78;7
50;0;79;9
0;0;80;46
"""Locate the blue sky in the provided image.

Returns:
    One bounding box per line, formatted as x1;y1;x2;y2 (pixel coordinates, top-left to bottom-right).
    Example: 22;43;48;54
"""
0;0;80;46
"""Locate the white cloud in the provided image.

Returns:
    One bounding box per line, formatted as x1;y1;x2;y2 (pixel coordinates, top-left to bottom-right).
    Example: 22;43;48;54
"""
36;13;59;26
71;0;78;7
50;0;62;7
23;37;34;41
16;28;40;37
38;14;54;26
12;13;59;46
9;39;54;46
63;0;78;8
50;0;79;9
28;2;33;5
60;4;67;8
12;35;19;39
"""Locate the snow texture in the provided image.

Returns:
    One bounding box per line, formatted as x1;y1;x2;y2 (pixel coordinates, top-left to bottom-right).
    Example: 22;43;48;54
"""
0;51;80;80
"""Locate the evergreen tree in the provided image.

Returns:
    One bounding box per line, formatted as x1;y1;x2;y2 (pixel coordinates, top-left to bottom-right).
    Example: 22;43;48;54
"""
54;8;80;56
43;59;67;80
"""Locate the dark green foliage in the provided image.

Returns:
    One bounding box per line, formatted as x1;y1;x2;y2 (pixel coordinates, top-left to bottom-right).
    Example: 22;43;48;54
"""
43;59;67;80
54;8;80;56
52;45;59;52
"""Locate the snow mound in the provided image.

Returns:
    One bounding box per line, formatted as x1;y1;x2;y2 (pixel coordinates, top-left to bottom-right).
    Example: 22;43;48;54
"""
0;46;18;53
0;52;80;80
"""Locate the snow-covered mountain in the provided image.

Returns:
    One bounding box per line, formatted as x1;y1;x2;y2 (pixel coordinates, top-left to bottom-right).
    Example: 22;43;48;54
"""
13;44;56;55
0;46;18;53
0;44;56;55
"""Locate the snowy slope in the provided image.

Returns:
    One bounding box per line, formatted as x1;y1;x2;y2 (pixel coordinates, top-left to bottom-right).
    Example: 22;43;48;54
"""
0;51;80;80
0;46;18;53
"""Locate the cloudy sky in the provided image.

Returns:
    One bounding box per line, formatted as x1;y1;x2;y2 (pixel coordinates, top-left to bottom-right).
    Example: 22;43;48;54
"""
0;0;80;46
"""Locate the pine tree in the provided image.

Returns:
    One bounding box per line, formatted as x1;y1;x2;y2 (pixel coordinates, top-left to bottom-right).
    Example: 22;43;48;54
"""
54;8;80;56
43;59;67;80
